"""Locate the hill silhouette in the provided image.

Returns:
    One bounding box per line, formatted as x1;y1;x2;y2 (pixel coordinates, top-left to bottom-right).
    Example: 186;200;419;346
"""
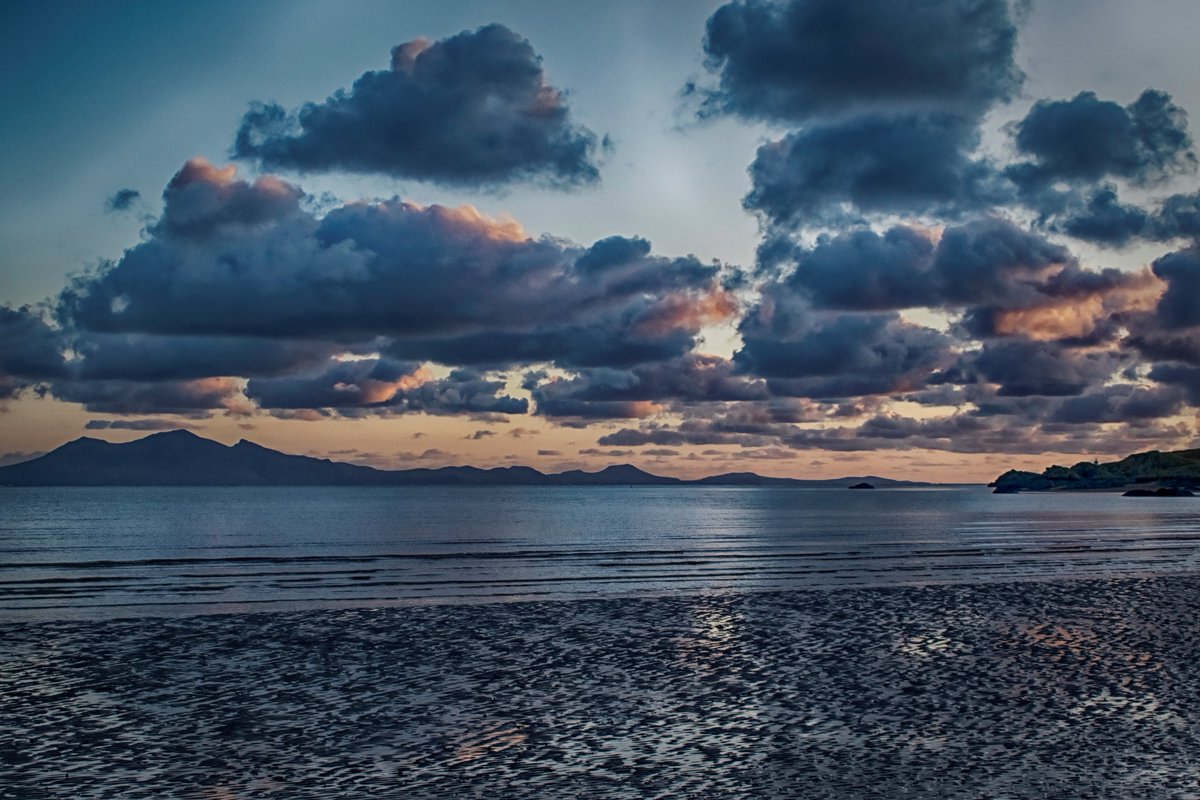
0;430;930;488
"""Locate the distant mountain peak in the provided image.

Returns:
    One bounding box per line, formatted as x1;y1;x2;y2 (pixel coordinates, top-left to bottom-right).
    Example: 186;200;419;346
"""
144;429;204;441
597;464;651;475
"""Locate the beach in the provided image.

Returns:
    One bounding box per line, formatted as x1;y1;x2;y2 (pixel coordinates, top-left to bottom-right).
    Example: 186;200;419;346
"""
4;574;1200;798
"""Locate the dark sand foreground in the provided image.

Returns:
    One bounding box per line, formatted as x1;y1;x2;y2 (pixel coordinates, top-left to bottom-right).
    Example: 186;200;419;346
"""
4;576;1200;798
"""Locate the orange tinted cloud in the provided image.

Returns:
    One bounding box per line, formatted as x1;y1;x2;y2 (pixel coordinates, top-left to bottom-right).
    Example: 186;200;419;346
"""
421;202;528;242
994;268;1165;340
636;288;738;336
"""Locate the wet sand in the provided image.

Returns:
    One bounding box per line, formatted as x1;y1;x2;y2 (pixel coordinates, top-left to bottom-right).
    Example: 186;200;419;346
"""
4;575;1200;798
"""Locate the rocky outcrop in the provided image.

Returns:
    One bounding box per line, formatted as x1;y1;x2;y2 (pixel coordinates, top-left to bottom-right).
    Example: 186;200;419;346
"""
991;449;1200;494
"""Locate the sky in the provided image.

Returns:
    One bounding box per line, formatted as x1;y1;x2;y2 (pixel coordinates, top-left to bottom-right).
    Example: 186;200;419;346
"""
3;0;1200;482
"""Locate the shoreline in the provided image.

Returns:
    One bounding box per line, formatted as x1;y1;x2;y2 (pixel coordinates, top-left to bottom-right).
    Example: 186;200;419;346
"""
6;565;1197;624
6;574;1200;797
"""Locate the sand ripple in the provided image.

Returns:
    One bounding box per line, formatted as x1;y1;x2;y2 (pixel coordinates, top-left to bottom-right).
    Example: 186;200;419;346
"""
3;576;1200;797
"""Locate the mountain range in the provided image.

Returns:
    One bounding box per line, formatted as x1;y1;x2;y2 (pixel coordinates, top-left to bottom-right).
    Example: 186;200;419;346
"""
0;429;931;488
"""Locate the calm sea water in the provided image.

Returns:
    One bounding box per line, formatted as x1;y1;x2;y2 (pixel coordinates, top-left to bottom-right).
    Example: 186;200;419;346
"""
2;485;1199;620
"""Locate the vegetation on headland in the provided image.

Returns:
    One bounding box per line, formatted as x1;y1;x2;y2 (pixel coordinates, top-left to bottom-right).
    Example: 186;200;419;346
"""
991;449;1200;494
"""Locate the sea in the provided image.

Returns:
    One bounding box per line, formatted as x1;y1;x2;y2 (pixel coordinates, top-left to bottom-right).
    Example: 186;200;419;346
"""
3;485;1200;621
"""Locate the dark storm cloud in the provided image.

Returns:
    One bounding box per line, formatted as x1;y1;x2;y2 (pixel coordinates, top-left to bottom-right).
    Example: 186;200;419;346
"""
1;305;67;403
1151;191;1200;240
695;0;1021;123
1;306;67;381
384;287;733;369
245;359;526;417
933;217;1072;305
775;218;1071;311
733;289;952;398
234;24;601;187
777;226;936;310
1054;186;1150;247
1122;246;1200;369
1012;90;1195;188
104;188;140;212
743;113;1001;227
1150;247;1200;329
70;333;339;382
1007;90;1199;247
50;378;242;415
1126;327;1200;367
531;354;767;418
1035;187;1200;249
62;160;728;354
1147;364;1200;405
1049;385;1185;424
971;339;1126;396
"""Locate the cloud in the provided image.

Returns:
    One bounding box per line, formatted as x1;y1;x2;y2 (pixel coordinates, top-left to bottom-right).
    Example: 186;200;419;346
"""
733;288;953;398
0;451;45;467
155;157;303;240
1035;186;1200;249
744;113;1003;227
694;0;1021;123
1;306;66;381
1151;191;1200;240
1148;364;1200;404
970;339;1126;397
69;332;338;382
598;402;1196;457
384;285;735;369
933;218;1073;305
531;353;767;419
105;188;140;212
1150;246;1200;329
394;448;455;463
84;418;197;431
772;217;1072;311
234;24;601;188
1049;385;1185;424
62;161;727;362
50;377;244;415
1011;90;1195;188
1123;246;1200;375
245;360;526;417
1053;185;1150;247
0;305;68;403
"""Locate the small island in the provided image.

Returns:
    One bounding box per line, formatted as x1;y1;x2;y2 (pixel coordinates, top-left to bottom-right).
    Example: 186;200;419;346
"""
848;482;875;489
1123;487;1195;497
991;448;1200;495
